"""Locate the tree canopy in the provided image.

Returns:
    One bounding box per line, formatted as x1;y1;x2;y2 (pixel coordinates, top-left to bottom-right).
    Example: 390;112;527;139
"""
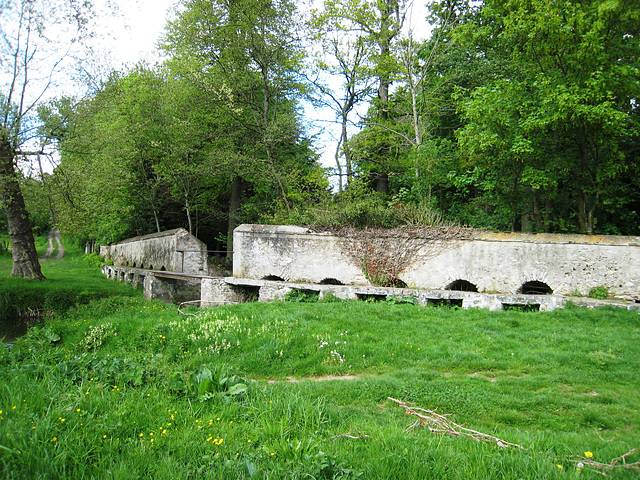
5;0;640;265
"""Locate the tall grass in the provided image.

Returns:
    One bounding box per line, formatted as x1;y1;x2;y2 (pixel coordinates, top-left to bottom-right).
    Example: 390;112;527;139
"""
1;244;639;478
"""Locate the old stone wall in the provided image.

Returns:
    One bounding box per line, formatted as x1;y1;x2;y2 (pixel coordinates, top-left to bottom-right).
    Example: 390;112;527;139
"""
100;228;207;275
233;225;640;300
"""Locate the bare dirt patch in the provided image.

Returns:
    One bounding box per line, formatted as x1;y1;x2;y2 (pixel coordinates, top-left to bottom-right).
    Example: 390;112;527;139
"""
267;374;360;384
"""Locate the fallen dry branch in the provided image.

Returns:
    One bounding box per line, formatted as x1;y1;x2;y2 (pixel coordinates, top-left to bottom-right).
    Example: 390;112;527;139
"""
567;448;640;476
178;300;204;317
388;397;527;450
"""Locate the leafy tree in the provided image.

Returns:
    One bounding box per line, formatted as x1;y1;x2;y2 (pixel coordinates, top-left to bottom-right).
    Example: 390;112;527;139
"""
163;0;318;247
455;0;640;233
0;0;92;278
315;0;410;194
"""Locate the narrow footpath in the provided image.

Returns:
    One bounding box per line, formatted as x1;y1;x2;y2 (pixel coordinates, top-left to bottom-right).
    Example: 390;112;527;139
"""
43;227;64;259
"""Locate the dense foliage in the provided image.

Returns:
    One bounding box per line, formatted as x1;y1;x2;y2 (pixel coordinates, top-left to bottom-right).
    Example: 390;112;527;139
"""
8;0;640;253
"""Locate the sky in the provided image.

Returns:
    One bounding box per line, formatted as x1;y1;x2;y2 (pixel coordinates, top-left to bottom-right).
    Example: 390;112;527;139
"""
86;0;432;175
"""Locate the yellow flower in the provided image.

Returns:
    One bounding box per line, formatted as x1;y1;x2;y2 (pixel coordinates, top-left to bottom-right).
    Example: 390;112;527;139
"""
557;464;563;469
585;451;594;458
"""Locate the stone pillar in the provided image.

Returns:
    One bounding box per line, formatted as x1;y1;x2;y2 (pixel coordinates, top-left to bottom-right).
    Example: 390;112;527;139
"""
201;278;257;306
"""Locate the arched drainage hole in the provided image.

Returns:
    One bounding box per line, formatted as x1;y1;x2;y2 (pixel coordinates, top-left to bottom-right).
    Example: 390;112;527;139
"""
446;279;478;292
517;281;553;295
356;293;387;302
503;303;541;312
320;278;343;285
427;298;463;308
262;275;285;281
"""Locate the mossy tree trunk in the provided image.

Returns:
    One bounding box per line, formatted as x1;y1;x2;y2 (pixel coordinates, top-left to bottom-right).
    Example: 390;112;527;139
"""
0;134;45;280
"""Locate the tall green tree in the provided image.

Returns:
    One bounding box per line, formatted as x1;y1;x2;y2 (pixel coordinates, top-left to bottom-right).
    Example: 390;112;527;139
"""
455;0;640;233
315;0;410;194
163;0;313;247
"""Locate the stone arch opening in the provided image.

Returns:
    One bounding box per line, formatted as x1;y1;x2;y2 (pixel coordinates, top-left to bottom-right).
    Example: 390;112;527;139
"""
320;278;343;285
132;262;137;268
262;275;285;282
160;266;167;271
446;279;478;292
518;281;553;295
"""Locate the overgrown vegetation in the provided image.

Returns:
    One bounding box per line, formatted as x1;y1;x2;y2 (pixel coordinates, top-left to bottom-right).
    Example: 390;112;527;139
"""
1;252;639;479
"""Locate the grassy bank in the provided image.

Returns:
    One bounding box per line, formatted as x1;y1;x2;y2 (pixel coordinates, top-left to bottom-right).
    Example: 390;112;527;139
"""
1;245;639;478
0;237;138;323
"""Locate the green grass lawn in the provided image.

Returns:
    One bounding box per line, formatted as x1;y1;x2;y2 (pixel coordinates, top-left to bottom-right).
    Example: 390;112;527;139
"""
1;242;639;479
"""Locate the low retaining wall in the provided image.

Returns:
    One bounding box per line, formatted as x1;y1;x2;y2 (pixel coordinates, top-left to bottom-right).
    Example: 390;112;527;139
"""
102;266;640;312
100;228;208;275
233;225;640;301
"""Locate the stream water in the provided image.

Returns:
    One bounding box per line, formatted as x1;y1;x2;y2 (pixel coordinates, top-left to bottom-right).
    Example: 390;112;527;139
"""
0;318;37;343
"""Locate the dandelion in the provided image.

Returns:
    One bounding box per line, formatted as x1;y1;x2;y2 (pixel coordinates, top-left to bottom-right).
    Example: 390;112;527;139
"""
557;464;563;470
247;439;251;443
270;452;275;456
51;437;57;442
103;435;107;439
76;409;81;412
577;462;584;469
585;451;594;458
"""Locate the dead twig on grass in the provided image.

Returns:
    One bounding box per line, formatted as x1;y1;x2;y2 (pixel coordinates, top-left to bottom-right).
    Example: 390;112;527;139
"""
178;300;203;317
388;397;527;450
566;448;640;476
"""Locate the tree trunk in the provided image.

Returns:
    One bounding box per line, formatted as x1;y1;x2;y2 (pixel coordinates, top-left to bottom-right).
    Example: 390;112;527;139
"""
0;136;45;279
227;175;243;261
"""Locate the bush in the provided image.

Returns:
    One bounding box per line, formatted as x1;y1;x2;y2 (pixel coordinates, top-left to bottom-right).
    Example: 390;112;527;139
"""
588;286;610;300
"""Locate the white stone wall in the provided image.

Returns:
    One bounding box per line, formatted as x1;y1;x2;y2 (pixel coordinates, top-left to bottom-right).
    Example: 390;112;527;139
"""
233;224;366;285
404;233;640;297
101;228;208;275
233;225;640;299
